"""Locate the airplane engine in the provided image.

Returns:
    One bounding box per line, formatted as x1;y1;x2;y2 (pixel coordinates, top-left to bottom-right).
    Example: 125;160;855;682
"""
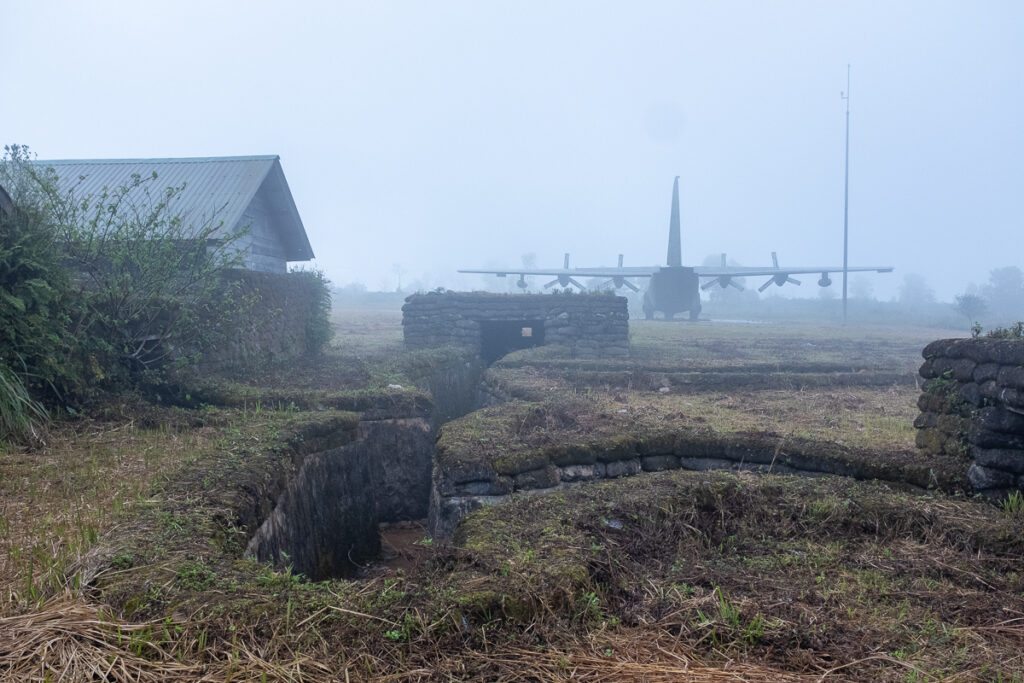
557;275;571;287
818;273;832;287
516;276;528;289
773;273;788;287
719;276;732;289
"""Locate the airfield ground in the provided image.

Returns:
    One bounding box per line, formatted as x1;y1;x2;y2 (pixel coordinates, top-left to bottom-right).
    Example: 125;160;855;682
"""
1;310;1023;681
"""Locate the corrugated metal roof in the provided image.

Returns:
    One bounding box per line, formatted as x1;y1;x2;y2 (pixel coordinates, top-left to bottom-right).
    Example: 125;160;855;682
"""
33;155;313;261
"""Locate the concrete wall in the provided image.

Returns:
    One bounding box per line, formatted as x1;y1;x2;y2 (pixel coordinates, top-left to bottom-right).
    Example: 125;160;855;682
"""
402;292;629;360
246;414;434;580
916;338;1024;498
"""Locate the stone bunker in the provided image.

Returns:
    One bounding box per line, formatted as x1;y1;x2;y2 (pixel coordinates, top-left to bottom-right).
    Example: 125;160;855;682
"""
915;337;1024;498
402;291;629;363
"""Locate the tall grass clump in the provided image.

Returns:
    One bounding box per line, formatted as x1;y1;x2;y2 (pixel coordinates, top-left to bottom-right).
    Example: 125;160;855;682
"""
0;364;48;444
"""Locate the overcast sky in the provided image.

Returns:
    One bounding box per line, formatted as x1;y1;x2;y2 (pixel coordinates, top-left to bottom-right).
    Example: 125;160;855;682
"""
4;1;1022;300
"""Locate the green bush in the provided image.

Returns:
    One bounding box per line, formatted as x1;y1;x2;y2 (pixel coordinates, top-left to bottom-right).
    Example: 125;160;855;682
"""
0;147;76;419
1;143;249;413
291;268;333;354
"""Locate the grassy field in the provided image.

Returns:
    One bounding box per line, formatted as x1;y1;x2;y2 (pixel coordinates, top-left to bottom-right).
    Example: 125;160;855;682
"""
2;311;1022;681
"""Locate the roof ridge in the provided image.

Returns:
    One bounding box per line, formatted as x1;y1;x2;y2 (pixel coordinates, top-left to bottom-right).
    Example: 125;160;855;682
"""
35;155;280;165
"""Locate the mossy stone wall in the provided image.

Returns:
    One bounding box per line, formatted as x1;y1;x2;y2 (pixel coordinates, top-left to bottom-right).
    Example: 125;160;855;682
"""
402;292;629;359
916;338;1024;497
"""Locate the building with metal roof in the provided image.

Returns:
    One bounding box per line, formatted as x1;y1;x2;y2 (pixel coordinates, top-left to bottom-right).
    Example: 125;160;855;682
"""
35;155;314;273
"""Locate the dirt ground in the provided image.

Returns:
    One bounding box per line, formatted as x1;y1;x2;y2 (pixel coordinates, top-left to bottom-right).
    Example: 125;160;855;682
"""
2;312;1021;681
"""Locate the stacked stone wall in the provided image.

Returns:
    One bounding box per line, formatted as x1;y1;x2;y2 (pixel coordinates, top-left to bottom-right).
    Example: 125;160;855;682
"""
915;338;1024;497
402;292;629;359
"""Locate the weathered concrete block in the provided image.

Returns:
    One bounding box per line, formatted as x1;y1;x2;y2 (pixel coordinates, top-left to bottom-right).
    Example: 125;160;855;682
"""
968;425;1024;450
968;463;1017;490
678;457;736;471
975;406;1024;435
514;466;560;490
922;339;957;359
980;380;1001;402
560;463;606;482
997;365;1024;390
918;393;947;414
971;446;1024;474
989;341;1024;366
605;458;642;478
936;413;964;436
958;382;983;408
641;454;680;471
973;362;1001;383
913;412;937;429
1002;388;1024;410
951;358;978;382
915;427;945;455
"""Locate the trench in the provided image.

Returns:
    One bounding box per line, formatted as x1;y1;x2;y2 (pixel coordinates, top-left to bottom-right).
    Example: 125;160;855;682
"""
244;358;484;580
243;345;943;579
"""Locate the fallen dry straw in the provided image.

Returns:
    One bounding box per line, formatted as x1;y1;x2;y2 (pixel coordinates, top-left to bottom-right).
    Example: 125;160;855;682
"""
0;596;337;683
0;597;198;682
478;645;816;682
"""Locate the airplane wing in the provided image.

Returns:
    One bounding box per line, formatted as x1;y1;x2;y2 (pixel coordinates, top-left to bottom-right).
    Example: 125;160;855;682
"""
460;252;659;282
457;266;658;278
459;254;658;291
693;265;893;277
694;252;894;293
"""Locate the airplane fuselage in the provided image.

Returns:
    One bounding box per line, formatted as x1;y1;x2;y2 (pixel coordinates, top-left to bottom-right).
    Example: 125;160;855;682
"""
643;266;701;321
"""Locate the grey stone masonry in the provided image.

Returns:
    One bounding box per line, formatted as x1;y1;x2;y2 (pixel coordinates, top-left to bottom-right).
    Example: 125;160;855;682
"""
916;337;1024;498
402;291;629;359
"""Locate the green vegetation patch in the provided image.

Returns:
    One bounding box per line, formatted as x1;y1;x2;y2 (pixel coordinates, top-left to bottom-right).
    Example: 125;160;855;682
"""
452;469;1024;679
435;387;967;491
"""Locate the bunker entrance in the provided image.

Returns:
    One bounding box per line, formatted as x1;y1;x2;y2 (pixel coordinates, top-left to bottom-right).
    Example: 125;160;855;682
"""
480;320;545;364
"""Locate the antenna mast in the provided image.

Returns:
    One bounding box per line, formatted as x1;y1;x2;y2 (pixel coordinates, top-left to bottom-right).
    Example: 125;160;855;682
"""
841;65;851;324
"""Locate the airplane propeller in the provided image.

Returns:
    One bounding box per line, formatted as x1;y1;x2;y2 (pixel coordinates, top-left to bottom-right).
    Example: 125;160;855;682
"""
701;253;745;291
758;251;801;292
543;253;586;289
601;254;640;292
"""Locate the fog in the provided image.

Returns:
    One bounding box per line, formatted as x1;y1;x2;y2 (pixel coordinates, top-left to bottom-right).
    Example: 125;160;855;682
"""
4;1;1022;302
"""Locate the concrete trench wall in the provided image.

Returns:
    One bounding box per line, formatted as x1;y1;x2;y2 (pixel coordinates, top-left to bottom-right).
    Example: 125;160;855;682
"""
427;433;946;540
243;357;482;579
402;292;630;360
915;338;1024;498
245;415;434;579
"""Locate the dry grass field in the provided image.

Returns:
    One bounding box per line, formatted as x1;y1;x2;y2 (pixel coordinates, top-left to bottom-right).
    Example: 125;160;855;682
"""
2;310;1022;681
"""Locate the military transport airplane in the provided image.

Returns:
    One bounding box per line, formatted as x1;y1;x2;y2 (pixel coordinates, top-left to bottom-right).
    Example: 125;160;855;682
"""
459;177;893;320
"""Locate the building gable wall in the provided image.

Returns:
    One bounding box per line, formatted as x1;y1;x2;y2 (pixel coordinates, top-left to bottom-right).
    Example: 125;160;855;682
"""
238;187;289;273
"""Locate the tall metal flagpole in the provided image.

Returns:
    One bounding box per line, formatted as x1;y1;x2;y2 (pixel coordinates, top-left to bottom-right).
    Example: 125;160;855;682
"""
841;65;851;324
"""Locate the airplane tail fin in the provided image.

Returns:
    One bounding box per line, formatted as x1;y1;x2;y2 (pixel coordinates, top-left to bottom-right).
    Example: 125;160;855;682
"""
666;176;681;267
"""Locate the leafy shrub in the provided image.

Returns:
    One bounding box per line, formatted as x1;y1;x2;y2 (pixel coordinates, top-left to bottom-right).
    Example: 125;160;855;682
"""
985;322;1024;339
0;145;76;438
1;143;249;411
45;167;248;384
290;268;333;354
